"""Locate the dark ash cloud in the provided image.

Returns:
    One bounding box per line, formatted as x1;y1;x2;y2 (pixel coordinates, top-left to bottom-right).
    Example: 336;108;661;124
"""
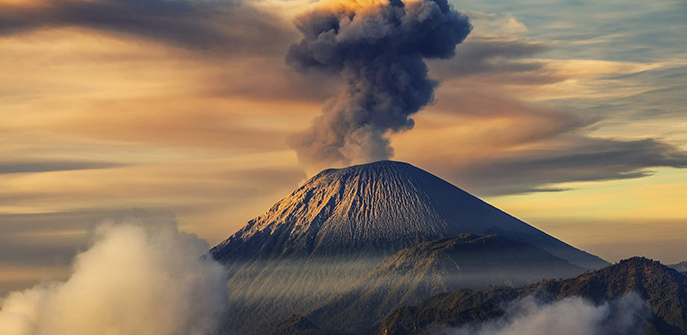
0;0;294;55
286;0;471;168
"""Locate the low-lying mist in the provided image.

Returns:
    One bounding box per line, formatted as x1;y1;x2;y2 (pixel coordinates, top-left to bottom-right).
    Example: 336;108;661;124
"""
0;211;228;335
437;292;650;335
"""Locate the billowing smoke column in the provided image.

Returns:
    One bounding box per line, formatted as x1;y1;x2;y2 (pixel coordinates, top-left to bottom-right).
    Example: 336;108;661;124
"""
0;211;228;335
287;0;471;168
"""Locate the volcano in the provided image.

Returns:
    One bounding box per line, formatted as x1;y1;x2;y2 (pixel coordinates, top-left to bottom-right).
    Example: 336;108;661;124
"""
212;161;604;267
211;161;607;333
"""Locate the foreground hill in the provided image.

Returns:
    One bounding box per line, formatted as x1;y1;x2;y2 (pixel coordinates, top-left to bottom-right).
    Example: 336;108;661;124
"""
376;257;687;335
210;161;606;334
305;234;582;333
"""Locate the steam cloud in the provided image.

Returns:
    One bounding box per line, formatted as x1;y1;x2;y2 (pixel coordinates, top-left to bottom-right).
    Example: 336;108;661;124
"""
287;0;471;167
0;211;228;335
439;293;650;335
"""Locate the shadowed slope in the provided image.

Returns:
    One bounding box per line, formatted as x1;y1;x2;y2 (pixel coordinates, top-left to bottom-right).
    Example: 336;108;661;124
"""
377;257;687;335
259;314;348;335
306;234;583;333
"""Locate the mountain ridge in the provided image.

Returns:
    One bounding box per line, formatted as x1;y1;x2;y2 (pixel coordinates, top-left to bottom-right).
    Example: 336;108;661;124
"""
376;257;687;335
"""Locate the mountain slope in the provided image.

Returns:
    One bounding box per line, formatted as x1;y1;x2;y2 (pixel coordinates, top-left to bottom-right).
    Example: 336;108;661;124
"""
376;257;687;335
212;161;605;268
306;234;583;333
210;160;607;334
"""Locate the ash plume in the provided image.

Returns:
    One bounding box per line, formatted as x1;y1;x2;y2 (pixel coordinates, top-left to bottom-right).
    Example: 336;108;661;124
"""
286;0;471;168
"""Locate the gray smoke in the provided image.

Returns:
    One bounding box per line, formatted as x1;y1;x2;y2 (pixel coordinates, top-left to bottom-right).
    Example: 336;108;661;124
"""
286;0;471;168
438;293;650;335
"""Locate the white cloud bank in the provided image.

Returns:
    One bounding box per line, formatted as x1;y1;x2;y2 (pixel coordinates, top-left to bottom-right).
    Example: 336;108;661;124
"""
439;293;650;335
0;211;228;335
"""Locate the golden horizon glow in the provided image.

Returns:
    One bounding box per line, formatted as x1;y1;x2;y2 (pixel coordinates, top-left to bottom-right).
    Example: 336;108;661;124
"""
1;0;686;292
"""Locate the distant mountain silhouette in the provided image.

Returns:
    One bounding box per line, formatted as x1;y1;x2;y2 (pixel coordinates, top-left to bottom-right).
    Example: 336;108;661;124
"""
211;161;606;334
376;257;687;335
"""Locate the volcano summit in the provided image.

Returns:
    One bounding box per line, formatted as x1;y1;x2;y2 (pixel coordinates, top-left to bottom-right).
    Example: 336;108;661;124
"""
211;161;607;333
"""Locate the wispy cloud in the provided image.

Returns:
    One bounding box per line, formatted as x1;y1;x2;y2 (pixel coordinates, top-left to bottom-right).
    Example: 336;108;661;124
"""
391;8;687;195
0;161;120;175
456;138;687;195
0;0;295;55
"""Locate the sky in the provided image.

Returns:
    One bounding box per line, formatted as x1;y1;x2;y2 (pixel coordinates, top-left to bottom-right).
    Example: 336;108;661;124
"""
0;0;685;295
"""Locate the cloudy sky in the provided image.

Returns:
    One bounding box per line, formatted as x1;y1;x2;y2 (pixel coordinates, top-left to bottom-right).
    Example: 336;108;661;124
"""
0;0;685;294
